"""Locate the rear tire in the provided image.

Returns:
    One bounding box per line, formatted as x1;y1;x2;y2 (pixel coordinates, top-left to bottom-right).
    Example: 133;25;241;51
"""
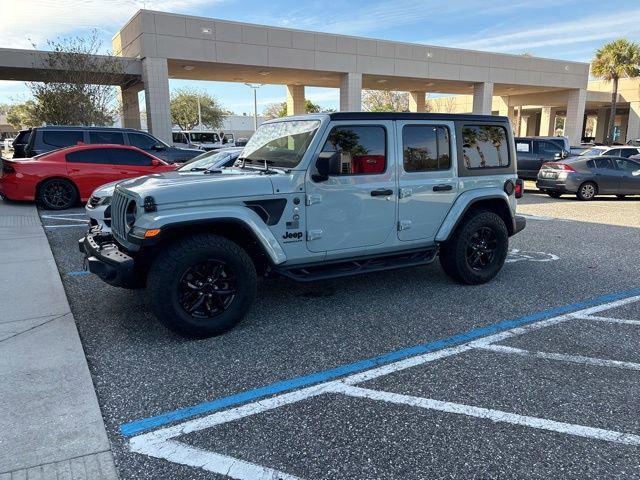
439;211;509;285
576;182;597;201
37;178;78;210
147;234;257;338
547;191;562;198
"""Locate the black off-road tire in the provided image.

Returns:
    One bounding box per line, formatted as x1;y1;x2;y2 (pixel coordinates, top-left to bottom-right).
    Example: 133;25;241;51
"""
576;181;597;201
37;178;78;210
439;211;509;285
547;191;562;199
147;234;257;338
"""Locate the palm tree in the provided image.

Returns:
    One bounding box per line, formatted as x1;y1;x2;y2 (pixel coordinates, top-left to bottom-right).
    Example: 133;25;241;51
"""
591;39;640;144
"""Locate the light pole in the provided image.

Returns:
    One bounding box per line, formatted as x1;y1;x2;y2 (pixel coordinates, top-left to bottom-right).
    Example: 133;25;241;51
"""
244;83;263;132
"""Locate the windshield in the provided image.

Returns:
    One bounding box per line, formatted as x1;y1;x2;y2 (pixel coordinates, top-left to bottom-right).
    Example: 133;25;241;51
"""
579;148;606;156
189;132;220;143
178;150;233;171
241;120;320;169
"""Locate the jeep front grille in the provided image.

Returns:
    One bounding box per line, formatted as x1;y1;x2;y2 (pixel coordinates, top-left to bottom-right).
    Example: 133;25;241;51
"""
111;190;136;247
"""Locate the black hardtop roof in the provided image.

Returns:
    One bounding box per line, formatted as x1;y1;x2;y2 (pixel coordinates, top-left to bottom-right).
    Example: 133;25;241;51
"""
327;112;507;123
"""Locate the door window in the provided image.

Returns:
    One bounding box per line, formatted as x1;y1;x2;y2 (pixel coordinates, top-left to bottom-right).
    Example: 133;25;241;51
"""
462;125;509;169
402;125;451;172
320;125;386;175
88;131;125;145
606;149;621;157
66;148;111;164
535;140;561;156
615;158;640;173
42;130;84;148
620;148;640;158
109;149;153;166
594;157;614;169
128;132;160;150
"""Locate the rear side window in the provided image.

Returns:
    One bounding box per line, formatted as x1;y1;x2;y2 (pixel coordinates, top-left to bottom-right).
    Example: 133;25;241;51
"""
594;158;614;169
14;131;31;144
607;149;620;157
535;140;561;155
128;132;158;150
89;131;125;145
66;148;111;164
42;130;84;148
109;149;152;166
321;125;386;175
462;125;509;169
620;148;640;158
402;125;451;172
515;140;531;153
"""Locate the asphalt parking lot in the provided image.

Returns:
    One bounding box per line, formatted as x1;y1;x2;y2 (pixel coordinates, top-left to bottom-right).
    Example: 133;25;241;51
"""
41;189;640;479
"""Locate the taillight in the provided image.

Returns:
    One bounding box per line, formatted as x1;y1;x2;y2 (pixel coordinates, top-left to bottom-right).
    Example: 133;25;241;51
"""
559;163;576;172
515;179;524;199
2;162;15;174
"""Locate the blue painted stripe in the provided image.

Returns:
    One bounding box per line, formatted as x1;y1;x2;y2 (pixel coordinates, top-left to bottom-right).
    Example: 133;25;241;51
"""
119;287;640;437
67;271;91;277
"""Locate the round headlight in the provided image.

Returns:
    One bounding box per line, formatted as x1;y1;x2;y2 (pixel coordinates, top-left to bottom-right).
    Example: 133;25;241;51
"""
125;201;137;228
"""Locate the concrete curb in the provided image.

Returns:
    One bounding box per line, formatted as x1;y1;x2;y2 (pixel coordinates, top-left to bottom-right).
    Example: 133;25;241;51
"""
0;200;117;478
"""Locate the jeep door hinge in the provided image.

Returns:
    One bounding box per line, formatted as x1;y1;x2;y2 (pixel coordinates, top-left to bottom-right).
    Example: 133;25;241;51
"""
399;188;412;199
398;220;412;231
307;229;323;241
306;194;322;206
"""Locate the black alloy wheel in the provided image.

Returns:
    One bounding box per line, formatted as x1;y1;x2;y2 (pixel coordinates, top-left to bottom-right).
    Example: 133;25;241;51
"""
38;179;77;210
178;260;237;319
465;226;499;271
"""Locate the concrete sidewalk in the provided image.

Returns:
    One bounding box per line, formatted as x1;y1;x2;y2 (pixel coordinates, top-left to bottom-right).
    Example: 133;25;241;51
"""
0;199;117;479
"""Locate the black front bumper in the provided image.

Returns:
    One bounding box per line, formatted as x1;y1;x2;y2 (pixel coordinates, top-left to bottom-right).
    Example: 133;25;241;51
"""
514;214;526;235
79;230;138;288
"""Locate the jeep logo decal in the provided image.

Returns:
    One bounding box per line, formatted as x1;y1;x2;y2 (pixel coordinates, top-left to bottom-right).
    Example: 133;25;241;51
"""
282;231;303;240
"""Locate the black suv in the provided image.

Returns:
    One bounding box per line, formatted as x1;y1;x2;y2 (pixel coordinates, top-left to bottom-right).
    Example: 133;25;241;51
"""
515;136;570;179
13;126;202;163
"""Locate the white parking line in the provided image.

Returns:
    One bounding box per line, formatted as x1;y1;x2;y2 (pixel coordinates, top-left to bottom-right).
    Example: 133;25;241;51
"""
331;384;640;447
479;344;640;371
577;315;640;326
44;224;88;229
129;294;640;479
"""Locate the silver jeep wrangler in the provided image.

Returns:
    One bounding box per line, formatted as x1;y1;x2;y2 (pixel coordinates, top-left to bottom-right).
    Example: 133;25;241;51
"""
80;113;525;337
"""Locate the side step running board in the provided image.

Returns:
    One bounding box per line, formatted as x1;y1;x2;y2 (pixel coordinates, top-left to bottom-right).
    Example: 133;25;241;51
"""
274;247;438;282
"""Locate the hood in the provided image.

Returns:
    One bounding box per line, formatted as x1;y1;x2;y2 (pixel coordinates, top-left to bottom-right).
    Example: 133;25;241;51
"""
115;169;275;205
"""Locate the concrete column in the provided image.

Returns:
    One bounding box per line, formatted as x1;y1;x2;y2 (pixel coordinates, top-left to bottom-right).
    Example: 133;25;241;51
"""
119;86;141;129
564;89;587;146
141;57;172;144
472;82;493;115
594;108;609;143
409;91;426;113
521;116;529;136
340;73;362;112
539;107;557;136
498;96;518;134
625;102;640;143
286;85;306;116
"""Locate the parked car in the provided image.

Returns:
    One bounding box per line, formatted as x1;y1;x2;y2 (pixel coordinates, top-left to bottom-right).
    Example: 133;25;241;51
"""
536;156;640;200
172;130;236;151
12;126;202;163
536;135;570;152
0;144;175;209
80;112;525;337
578;145;640;158
515;136;570;179
86;147;244;232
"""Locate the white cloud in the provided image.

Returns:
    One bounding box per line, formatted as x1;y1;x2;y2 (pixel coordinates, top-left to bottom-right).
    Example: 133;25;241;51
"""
438;9;640;53
2;0;219;50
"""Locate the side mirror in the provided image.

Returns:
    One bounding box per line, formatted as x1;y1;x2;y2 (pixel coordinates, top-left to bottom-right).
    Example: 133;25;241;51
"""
554;152;562;160
562;149;569;159
312;152;340;182
151;158;161;166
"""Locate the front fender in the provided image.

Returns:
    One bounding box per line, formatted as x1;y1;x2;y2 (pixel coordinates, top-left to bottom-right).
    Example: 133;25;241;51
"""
133;205;287;265
435;188;514;242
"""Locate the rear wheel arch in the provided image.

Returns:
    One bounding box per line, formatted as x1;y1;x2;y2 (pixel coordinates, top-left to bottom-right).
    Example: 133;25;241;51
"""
445;197;514;240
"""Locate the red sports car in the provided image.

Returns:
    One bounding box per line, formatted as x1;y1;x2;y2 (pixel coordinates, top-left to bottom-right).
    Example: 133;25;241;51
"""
0;144;175;210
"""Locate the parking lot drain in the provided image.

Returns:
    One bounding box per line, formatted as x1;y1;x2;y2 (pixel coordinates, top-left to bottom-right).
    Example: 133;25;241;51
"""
119;287;640;438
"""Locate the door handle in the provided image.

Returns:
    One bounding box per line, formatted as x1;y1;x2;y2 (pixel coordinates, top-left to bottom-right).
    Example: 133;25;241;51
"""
371;189;393;197
433;184;453;192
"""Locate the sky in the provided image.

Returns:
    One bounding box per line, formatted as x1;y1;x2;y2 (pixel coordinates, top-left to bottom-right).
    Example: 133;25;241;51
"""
2;0;640;114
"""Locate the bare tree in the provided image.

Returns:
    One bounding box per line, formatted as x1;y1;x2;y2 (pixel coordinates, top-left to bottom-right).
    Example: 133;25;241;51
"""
27;30;123;126
362;90;409;112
